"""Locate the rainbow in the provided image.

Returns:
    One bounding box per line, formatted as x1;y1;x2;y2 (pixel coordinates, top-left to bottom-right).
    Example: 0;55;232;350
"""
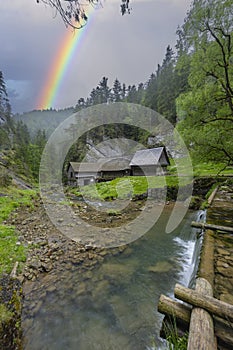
36;5;95;110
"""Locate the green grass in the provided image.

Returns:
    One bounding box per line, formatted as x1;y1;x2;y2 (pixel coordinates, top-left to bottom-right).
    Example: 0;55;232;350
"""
0;303;13;325
166;332;188;350
168;158;233;177
0;187;36;222
69;175;191;201
68;159;233;201
193;162;233;176
0;187;37;274
0;226;26;274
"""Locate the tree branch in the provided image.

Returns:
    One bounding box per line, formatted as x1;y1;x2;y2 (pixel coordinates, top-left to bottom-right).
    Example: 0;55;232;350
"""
205;21;233;101
37;1;131;29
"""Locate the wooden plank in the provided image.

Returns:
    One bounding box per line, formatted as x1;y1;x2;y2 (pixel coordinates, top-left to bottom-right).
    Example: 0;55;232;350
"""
191;221;233;233
187;277;216;350
174;283;233;322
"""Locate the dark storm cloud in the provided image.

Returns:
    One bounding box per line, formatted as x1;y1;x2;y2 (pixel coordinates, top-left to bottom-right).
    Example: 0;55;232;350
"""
0;1;191;113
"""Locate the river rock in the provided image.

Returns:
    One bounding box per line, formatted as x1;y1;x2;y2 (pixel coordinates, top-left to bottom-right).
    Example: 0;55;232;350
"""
219;292;233;305
28;258;41;270
147;261;173;273
47;285;56;293
76;282;86;296
92;279;109;303
98;249;108;257
41;262;53;272
101;262;136;281
216;264;233;277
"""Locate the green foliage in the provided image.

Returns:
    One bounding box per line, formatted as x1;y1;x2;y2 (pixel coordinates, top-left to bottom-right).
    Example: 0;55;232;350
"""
13;108;73;137
0;166;12;187
0;226;26;274
0;187;37;274
0;71;13;151
166;332;188;350
0;304;13;325
176;0;233;167
3;121;48;181
70;175;191;201
143;46;182;124
164;316;188;350
0;188;36;223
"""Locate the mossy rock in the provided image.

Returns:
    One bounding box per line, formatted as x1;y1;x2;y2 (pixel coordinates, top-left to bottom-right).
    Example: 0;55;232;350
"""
189;196;203;210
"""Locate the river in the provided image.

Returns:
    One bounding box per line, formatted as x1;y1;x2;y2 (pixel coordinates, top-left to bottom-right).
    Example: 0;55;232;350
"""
22;206;202;350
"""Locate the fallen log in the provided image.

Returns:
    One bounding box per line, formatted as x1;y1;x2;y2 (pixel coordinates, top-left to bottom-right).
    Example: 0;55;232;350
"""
191;221;233;233
174;283;233;323
158;294;191;324
207;186;219;205
158;294;233;347
187;277;216;350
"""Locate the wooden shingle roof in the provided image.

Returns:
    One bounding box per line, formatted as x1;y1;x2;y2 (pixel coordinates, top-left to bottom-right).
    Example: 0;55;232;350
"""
129;147;170;166
69;162;104;173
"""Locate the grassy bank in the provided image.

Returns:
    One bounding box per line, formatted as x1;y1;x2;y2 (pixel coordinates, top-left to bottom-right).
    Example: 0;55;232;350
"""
68;160;232;201
67;175;191;201
0;186;37;274
168;159;233;177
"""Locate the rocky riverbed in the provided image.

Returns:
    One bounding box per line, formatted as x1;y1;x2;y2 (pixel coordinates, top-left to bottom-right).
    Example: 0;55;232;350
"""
2;195;146;349
9;197;148;283
1;177;232;349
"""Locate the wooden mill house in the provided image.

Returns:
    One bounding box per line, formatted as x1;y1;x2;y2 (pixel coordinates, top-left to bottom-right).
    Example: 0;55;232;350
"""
67;147;170;186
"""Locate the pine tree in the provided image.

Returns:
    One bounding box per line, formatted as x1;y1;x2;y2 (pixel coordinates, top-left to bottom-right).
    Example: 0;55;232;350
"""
0;71;13;149
0;71;12;127
112;78;122;102
98;77;111;103
157;46;176;123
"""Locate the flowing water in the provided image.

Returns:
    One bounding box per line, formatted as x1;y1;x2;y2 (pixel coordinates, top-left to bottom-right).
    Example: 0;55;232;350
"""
23;206;202;350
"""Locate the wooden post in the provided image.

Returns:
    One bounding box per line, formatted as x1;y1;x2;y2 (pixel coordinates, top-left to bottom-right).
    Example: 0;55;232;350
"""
187;277;217;350
174;283;233;323
158;294;233;347
191;221;233;233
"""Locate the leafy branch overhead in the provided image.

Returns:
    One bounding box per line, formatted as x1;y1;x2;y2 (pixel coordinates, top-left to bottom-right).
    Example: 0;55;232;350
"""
36;0;131;29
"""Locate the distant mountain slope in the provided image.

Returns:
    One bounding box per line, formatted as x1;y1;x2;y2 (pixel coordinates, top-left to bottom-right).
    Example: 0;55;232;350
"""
13;108;74;137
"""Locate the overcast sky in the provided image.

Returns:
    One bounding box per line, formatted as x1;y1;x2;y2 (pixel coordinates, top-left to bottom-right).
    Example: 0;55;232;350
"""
0;0;192;114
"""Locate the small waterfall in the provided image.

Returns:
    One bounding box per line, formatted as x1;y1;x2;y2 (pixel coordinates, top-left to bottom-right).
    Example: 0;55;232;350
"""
188;209;206;288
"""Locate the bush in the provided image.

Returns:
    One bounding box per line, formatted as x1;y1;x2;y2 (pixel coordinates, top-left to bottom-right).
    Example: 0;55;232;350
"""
0;167;12;187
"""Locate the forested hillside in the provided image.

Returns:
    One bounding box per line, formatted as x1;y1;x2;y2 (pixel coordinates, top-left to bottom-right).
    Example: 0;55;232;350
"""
14;108;74;137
